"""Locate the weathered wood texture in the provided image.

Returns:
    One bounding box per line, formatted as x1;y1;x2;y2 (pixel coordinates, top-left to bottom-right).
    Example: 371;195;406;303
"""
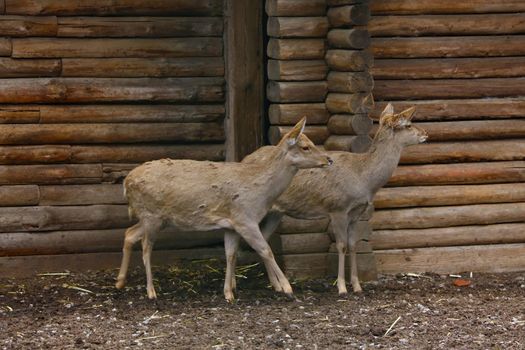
267;38;326;60
327;71;374;93
328;114;373;135
267;81;327;103
267;16;329;38
268;103;330;125
268;59;328;81
370;1;525;15
325;49;373;71
326;92;374;113
328;5;370;27
328;28;370;49
266;0;327;16
324;135;371;152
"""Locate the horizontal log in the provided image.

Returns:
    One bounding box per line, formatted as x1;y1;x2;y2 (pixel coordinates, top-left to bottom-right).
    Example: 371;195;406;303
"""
267;16;329;38
372;202;525;230
390;161;525;186
325;49;373;71
268;125;329;145
6;0;224;16
0;58;60;77
268;103;330;125
277;216;330;234
371;223;525;250
372;36;525;58
369;14;525;37
327;28;370;49
324;135;372;152
375;183;525;209
282;253;328;279
267;59;328;81
72;144;225;163
326;92;373;113
327;5;370;27
0;185;39;206
39;184;125;205
0;77;225;103
40;104;225;123
0;145;71;164
372;57;525;79
0;229;225;256
0;38;11;56
374;78;525;100
371;98;525;121
328;0;368;5
0;164;102;185
375;244;525;275
267;38;326;60
61;57;224;77
0;15;57;36
327;71;373;93
267;81;327;103
327;114;373;135
102;163;138;183
400;140;525;164
411;120;525;142
281;233;331;254
370;1;525;15
57;17;223;37
0;105;40;123
12;38;222;58
265;0;326;16
329;241;373;254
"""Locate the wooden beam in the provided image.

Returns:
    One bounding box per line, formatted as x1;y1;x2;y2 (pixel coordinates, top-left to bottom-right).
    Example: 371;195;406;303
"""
267;38;326;60
281;233;331;254
325;49;373;72
266;0;326;16
0;185;39;206
267;16;329;38
327;28;370;49
267;81;327;103
225;0;264;161
0;105;40;123
267;59;328;81
370;0;525;15
0;145;71;164
0;164;103;185
327;5;370;27
0;15;57;36
327;71;374;93
328;114;373;135
324;135;371;152
0;38;11;56
326;92;373;114
277;216;329;234
268;103;330;125
0;58;60;77
39;184;125;206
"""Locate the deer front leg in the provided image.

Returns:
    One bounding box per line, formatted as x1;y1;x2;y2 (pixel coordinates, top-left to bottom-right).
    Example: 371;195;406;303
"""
116;222;145;289
260;210;285;292
330;212;351;295
224;231;240;302
347;221;362;293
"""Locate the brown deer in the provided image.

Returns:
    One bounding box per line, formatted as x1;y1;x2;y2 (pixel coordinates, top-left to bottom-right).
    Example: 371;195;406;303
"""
228;103;427;296
115;118;333;300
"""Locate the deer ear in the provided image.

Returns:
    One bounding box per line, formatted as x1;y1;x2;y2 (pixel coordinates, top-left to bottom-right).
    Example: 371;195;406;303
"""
284;116;306;146
380;103;394;120
398;106;416;122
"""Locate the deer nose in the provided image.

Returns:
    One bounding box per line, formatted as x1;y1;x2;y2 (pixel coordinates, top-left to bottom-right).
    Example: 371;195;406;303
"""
327;157;333;166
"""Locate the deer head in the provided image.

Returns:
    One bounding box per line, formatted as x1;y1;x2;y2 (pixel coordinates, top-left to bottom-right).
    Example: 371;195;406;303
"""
379;103;428;146
278;117;333;168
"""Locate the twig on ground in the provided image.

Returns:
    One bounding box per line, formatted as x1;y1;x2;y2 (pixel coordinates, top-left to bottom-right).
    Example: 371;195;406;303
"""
384;316;401;337
62;284;94;294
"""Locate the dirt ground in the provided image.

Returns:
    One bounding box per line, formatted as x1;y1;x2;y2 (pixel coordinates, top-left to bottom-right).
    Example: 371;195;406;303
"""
1;260;524;349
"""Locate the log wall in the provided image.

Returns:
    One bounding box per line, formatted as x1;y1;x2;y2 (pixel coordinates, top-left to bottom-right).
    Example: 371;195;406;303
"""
368;0;525;274
0;0;228;275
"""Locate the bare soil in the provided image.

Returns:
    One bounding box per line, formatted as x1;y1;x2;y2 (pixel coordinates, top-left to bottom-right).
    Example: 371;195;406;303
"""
1;260;524;349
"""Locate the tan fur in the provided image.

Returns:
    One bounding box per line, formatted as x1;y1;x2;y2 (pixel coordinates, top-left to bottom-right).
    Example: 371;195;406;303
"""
115;117;332;301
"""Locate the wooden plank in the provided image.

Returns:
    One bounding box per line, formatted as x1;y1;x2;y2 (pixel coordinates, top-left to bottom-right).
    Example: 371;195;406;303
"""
0;229;225;256
0;145;71;164
0;38;12;56
57;17;223;37
267;38;325;60
0;204;130;232
72;144;225;163
102;163;138;183
5;0;224;16
371;202;525;230
327;5;370;27
370;0;525;15
0;15;57;36
326;92;373;114
268;59;328;81
371;223;525;250
390;161;525;186
40;104;224;123
399;140;525;164
0;185;39;206
327;28;370;49
0;105;40;123
0;164;102;185
324;135;372;153
375;244;525;275
370;14;525;37
0;122;225;144
225;0;264;162
0;77;225;103
327;71;373;93
267;81;327;103
371;98;525;122
282;253;327;279
267;16;329;38
39;184;125;205
269;103;330;125
325;49;373;72
372;57;525;79
0;58;60;77
269;125;329;145
12;38;222;58
266;0;326;16
61;57;224;77
375;78;525;100
375;183;525;209
372;36;525;58
327;114;373;135
277;216;329;234
0;0;3;14
281;233;331;254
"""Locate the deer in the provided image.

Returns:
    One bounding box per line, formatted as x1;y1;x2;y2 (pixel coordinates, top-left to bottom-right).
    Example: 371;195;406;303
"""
115;117;333;301
225;103;428;296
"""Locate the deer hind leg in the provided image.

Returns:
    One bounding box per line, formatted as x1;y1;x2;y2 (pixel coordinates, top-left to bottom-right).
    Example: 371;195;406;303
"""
224;231;241;302
233;220;293;296
330;212;350;296
141;218;163;299
347;221;362;293
116;222;145;289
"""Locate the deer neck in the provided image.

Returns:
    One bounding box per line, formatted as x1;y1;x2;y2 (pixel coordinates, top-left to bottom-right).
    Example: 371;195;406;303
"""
362;127;403;194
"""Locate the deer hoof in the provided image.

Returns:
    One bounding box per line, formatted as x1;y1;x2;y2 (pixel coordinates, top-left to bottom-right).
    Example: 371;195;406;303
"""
224;292;235;303
115;279;126;289
147;288;157;300
353;286;363;294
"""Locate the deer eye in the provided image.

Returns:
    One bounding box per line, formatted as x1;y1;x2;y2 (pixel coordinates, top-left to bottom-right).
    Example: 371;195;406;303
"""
301;146;310;151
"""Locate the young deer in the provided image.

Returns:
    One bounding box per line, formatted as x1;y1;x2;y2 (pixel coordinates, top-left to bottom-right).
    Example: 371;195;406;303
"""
229;103;428;296
115;118;333;300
